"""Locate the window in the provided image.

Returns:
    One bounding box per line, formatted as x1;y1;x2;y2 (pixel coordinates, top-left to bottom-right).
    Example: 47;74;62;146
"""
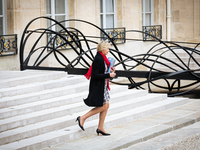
0;0;6;35
142;0;154;26
46;0;68;31
46;0;76;51
100;0;116;29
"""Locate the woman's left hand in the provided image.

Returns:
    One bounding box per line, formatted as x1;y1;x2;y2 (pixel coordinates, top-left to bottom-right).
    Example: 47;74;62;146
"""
111;67;115;73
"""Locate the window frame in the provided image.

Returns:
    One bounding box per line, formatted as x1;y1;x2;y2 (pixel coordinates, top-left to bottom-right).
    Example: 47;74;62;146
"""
0;0;7;35
142;0;154;26
46;0;68;31
100;0;117;29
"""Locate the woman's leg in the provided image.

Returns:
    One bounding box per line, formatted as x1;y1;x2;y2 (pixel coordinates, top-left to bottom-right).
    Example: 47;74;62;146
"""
80;102;109;127
98;101;109;132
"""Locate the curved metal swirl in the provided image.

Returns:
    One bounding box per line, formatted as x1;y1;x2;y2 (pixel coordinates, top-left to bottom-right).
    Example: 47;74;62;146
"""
20;17;200;96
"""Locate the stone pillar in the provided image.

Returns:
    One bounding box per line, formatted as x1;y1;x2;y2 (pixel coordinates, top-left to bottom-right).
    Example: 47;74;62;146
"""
5;0;47;70
154;0;167;41
194;0;200;39
68;0;75;28
7;0;46;37
73;0;100;37
171;0;200;42
167;0;171;41
116;0;123;27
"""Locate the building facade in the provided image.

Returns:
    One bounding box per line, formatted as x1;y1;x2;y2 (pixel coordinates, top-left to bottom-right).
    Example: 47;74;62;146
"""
0;0;200;70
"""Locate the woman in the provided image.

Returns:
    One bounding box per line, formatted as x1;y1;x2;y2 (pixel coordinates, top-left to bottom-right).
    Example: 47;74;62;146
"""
76;41;116;136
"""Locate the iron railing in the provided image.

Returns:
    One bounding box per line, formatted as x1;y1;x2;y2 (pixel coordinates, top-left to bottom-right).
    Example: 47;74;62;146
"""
143;25;162;41
0;34;17;56
101;27;126;44
19;17;200;97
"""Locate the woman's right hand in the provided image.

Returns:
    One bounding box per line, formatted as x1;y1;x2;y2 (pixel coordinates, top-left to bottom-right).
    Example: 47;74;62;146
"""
110;72;116;78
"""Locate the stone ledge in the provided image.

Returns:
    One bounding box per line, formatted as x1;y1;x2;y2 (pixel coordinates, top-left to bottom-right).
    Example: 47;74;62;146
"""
164;117;196;130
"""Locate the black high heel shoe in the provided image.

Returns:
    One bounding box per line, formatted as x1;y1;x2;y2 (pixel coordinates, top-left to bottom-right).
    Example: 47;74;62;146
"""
96;129;110;136
76;116;84;131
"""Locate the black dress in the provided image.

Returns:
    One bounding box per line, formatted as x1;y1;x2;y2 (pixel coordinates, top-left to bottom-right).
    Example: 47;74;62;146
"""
84;52;110;107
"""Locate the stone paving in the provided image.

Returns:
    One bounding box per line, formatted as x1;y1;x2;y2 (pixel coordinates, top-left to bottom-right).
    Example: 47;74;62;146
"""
123;122;200;150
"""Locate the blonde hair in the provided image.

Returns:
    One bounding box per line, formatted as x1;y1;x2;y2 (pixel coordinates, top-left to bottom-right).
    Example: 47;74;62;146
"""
97;41;110;52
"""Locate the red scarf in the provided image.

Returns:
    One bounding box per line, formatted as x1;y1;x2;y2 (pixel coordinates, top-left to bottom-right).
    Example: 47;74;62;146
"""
84;52;110;90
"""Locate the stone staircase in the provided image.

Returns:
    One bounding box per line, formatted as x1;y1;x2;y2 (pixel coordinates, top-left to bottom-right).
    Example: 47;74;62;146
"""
0;71;190;150
156;48;200;72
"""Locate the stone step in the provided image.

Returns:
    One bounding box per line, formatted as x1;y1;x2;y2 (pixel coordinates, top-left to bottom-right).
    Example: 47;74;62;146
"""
0;93;163;145
121;122;200;150
157;49;200;72
164;49;200;58
0;91;88;119
0;85;129;119
0;82;88;109
162;56;200;63
0;97;189;150
45;98;199;150
0;75;87;98
158;61;199;69
0;81;90;109
156;66;200;73
0;88;145;132
0;71;68;89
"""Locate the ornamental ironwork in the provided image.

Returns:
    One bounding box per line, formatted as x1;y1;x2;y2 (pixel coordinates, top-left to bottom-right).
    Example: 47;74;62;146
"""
0;34;17;56
47;30;78;51
20;17;200;97
143;25;162;41
101;27;126;44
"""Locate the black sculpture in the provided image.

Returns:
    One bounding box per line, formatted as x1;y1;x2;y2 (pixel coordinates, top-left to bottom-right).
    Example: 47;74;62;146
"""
20;17;200;96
